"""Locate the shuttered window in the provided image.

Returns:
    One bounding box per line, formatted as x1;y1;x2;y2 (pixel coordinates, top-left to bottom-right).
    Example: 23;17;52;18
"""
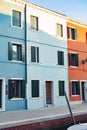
8;80;25;99
58;51;64;65
31;15;38;30
58;81;65;96
8;42;25;62
12;10;21;27
31;80;39;98
71;81;80;95
56;23;63;37
31;46;39;63
70;53;79;66
67;27;77;40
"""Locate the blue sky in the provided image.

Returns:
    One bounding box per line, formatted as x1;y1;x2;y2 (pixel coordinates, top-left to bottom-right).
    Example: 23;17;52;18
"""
26;0;87;24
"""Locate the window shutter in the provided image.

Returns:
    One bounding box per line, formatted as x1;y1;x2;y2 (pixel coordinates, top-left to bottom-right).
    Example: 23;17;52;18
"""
37;47;39;62
21;80;25;98
75;29;77;40
22;44;25;62
58;51;64;65
8;42;12;60
68;53;70;66
31;46;35;62
8;80;13;99
67;27;70;38
75;54;79;66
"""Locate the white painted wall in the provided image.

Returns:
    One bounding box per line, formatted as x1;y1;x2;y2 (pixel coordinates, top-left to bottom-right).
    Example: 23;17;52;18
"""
26;4;68;109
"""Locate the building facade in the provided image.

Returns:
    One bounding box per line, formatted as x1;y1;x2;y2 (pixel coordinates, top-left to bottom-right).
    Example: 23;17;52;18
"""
1;0;87;111
0;0;26;111
26;2;68;109
67;18;87;104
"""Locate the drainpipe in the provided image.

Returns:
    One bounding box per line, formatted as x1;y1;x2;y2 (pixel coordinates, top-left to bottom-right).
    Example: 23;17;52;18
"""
24;4;28;109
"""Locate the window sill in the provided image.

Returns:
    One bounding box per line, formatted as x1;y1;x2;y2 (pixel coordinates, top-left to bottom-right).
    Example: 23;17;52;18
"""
9;60;24;63
70;65;78;68
68;38;76;41
10;98;24;100
29;28;40;32
29;62;41;64
71;95;80;97
11;25;23;29
29;97;41;100
56;35;65;40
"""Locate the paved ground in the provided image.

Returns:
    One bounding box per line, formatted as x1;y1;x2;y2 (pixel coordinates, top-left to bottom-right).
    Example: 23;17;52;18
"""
0;103;87;129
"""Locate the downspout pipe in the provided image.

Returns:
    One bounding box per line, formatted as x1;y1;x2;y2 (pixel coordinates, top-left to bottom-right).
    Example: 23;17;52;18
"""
24;4;28;109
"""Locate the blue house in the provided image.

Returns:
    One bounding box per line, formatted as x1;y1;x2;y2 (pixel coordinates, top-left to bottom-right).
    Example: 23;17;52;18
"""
0;0;26;111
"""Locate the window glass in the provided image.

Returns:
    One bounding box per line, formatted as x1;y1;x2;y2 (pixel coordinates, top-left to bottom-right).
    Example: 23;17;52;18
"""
31;46;39;63
70;53;79;66
31;15;38;30
67;27;77;40
8;80;25;99
56;23;63;37
58;51;64;65
71;81;80;95
12;10;21;27
8;43;24;62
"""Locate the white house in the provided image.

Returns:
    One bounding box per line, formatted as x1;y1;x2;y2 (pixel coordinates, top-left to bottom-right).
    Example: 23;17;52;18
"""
26;2;68;109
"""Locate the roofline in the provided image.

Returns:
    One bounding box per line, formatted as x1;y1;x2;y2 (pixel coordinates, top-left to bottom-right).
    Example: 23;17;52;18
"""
10;0;67;19
67;17;87;27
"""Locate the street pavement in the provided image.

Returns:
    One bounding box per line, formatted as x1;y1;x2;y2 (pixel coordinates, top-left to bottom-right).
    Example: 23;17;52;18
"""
0;103;87;129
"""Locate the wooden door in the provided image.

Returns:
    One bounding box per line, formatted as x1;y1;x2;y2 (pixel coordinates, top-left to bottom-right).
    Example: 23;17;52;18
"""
46;81;52;104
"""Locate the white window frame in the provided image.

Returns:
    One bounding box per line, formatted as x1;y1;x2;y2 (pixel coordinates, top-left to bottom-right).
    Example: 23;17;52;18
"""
11;8;22;29
70;80;80;96
70;52;79;67
10;78;24;100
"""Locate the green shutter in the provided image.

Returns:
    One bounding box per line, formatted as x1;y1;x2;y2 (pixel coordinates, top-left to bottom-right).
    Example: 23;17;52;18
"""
21;80;25;98
8;80;13;99
31;46;35;62
75;54;79;66
37;47;39;62
22;44;25;62
31;80;39;97
58;51;64;65
8;42;12;60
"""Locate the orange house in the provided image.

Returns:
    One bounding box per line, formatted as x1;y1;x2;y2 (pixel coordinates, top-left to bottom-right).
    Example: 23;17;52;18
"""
67;18;87;103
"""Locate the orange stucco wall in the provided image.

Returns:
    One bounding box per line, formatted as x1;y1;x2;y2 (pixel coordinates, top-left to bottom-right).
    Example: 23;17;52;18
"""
67;21;87;102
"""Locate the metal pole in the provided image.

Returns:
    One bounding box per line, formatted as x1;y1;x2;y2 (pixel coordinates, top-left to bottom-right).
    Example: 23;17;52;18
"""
64;91;76;125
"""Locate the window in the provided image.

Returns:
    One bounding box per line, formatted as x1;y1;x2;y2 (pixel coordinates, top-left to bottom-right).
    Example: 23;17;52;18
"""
12;10;21;27
31;80;39;98
56;23;63;37
70;53;79;66
58;51;64;65
31;46;39;63
58;81;65;96
8;42;25;62
67;27;77;40
71;81;80;95
31;15;38;30
8;80;25;99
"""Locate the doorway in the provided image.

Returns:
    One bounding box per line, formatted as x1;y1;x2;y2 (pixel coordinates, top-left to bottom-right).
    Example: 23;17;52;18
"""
81;81;87;102
46;81;53;105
